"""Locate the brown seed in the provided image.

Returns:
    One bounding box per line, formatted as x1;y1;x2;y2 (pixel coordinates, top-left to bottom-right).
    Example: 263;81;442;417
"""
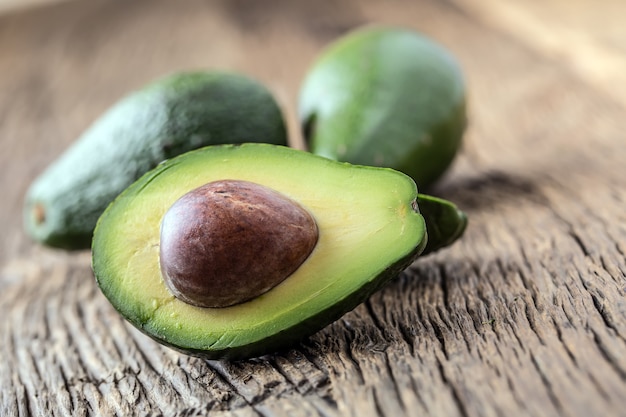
159;180;319;308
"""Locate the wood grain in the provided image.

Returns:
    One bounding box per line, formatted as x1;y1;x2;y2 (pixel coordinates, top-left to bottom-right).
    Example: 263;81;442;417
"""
1;0;625;416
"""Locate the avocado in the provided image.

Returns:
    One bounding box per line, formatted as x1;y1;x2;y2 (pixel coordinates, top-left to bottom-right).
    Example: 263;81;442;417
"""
25;71;288;250
92;143;466;359
418;193;467;255
299;26;467;187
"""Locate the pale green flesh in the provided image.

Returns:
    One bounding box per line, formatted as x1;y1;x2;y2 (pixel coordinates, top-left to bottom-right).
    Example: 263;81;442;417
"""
93;144;426;353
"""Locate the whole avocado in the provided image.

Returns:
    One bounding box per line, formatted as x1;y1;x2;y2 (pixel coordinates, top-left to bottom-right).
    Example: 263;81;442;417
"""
299;26;467;187
24;71;288;249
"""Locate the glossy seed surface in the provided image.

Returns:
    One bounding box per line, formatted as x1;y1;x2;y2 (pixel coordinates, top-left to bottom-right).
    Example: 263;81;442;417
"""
159;180;319;308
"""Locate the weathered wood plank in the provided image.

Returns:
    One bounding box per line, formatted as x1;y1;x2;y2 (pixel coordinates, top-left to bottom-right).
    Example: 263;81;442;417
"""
1;0;625;416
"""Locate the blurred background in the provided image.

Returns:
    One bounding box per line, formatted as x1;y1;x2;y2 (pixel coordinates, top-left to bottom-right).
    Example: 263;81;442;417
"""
2;0;625;262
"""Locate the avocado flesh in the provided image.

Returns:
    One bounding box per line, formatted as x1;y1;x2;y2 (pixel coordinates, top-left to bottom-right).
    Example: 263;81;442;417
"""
25;71;287;250
92;144;427;359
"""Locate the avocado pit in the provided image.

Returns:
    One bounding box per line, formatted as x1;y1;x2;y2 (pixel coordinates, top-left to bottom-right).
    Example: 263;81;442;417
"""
159;179;319;308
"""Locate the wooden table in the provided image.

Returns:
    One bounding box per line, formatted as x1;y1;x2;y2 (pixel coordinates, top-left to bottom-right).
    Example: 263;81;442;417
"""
2;1;625;415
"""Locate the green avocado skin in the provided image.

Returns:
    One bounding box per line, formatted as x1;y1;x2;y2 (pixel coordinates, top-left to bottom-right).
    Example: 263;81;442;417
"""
299;26;467;188
417;193;467;256
24;71;288;250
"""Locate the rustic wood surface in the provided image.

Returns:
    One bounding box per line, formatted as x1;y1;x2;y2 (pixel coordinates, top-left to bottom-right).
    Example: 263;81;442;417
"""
1;0;625;416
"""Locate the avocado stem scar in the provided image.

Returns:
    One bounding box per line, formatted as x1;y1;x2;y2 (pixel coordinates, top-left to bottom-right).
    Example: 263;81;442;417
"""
33;203;46;225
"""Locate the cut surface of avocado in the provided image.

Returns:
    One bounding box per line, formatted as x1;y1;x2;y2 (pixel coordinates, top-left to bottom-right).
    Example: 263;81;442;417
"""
92;144;427;359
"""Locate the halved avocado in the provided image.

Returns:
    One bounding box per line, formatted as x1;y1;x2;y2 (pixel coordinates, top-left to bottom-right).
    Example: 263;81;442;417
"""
92;144;429;359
